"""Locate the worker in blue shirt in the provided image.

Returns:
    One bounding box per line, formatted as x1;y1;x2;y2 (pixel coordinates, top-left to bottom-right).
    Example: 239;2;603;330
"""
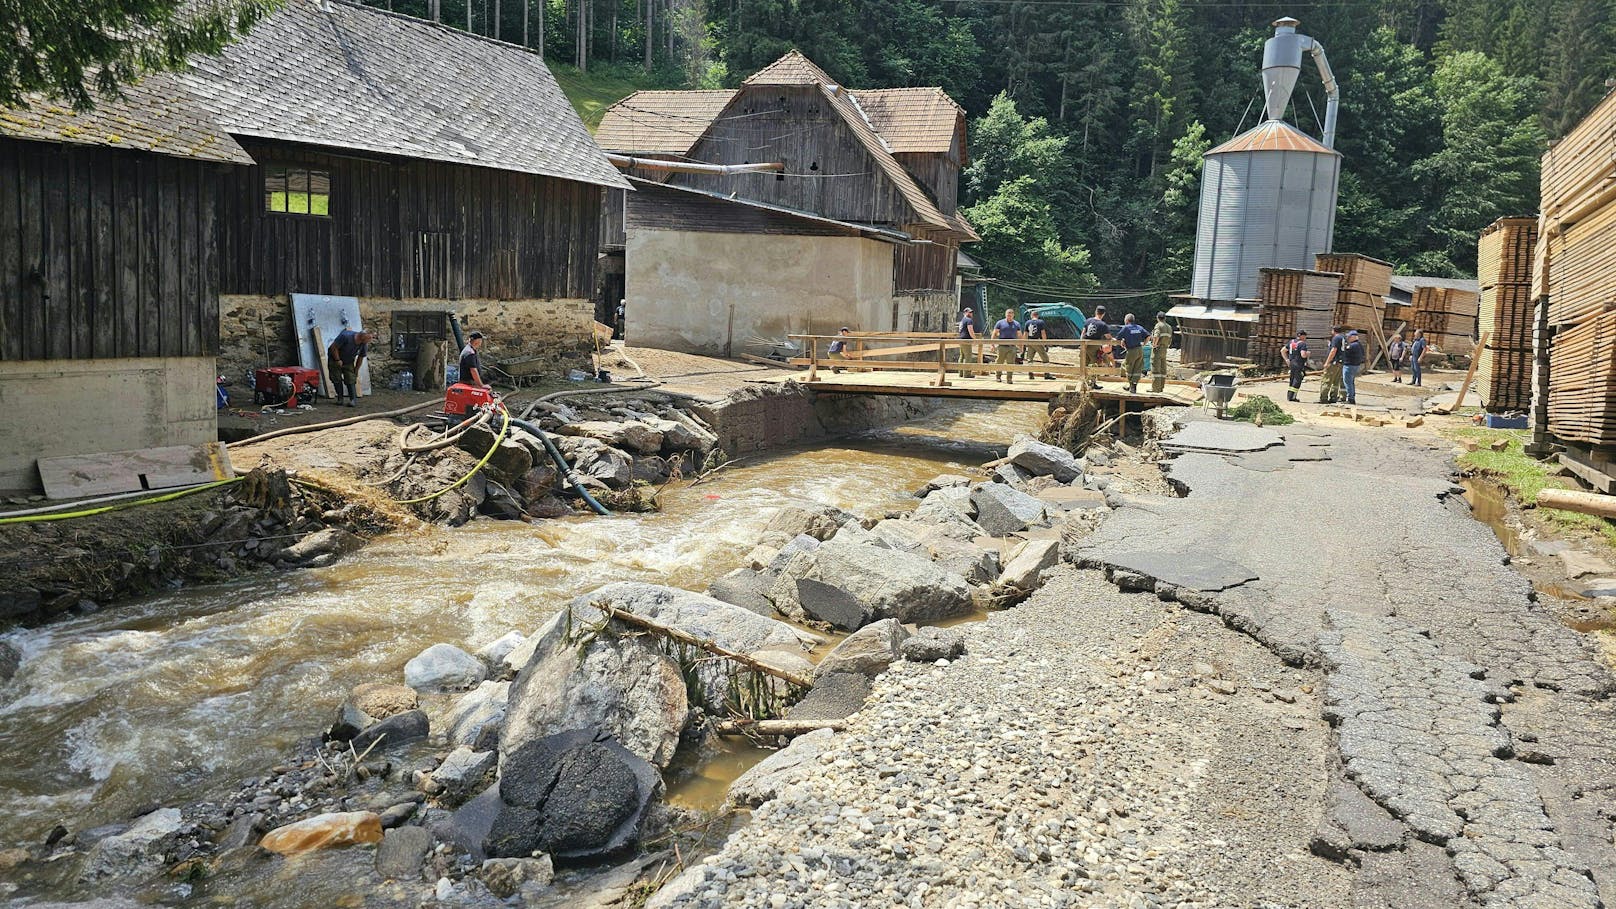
1409;330;1428;387
957;307;978;378
1081;305;1112;369
827;326;851;374
1024;311;1051;379
1114;314;1151;393
326;328;371;407
991;308;1022;384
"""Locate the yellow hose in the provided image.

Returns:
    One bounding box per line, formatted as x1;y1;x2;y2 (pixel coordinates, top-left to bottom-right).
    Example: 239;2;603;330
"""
0;477;244;525
395;407;511;505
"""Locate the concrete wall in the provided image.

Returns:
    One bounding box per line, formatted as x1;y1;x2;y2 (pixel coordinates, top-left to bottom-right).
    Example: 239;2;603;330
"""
219;294;595;390
689;383;940;455
0;357;216;493
623;230;895;356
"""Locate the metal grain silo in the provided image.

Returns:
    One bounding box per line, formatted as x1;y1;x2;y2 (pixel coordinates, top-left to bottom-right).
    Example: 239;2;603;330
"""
1190;18;1341;302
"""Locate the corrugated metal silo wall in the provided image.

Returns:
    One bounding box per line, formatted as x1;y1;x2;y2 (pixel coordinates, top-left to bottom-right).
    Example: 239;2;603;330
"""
1190;150;1340;301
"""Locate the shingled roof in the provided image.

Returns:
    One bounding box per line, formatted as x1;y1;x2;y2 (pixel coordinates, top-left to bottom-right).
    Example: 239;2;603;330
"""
180;0;626;188
594;89;737;156
849;87;962;155
742;50;834;86
0;74;251;164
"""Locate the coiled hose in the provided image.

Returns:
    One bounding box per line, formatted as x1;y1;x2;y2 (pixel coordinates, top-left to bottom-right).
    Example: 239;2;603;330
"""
395;407;511;506
509;417;610;516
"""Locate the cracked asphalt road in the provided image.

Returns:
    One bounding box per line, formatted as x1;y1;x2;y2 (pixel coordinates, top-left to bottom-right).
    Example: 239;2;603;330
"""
1080;413;1616;908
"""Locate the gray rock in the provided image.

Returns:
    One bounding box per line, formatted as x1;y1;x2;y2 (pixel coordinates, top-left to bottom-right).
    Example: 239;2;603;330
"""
460;425;536;477
814;619;910;679
727;728;839;808
558;420;664;455
327;699;374;742
997;539;1061;593
442;785;501;861
786;671;871;721
351;710;430;752
502;611;687;768
279;528;360;564
748;647;815;689
404;643;487;693
375;826;431;880
480;480;526;520
444;681;510;749
992;462;1035;489
921;532;1001;585
1007;435;1083;482
216;813;261;850
378;802;418;829
631;455;672;484
492;730;660;861
430;747;497;802
482;855;556;899
793;577;875;631
970;483;1047;535
79;808;182;881
475;632;526;673
0;640;19;683
913;474;972;497
899;627;966;662
761;503;856;547
705;568;779;617
1310;780;1406;860
911;485;980;532
555;437;635;489
769;536;974;625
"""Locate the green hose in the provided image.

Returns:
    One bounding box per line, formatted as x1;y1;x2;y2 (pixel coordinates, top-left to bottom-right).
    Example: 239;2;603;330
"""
510;417;611;516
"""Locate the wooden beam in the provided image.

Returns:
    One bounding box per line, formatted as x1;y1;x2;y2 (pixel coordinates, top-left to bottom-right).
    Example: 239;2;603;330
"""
714;719;846;737
310;326;336;400
1430;331;1489;414
1536;487;1616;519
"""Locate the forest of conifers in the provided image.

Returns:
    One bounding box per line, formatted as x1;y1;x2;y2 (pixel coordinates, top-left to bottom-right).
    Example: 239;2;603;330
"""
364;0;1616;302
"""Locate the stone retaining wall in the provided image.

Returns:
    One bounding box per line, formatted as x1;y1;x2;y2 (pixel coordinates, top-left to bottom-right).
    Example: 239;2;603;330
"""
690;384;939;455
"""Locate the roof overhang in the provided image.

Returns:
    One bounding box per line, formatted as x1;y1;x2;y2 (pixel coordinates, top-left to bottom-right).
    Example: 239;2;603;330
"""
626;177;913;243
1165;303;1260;323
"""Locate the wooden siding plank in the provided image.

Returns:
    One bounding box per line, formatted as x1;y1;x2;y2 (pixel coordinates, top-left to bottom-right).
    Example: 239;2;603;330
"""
90;153;116;358
43;148;72;359
138;156;161;357
0;141;21;361
114;153;141;357
158;161;183;356
19;147;47;360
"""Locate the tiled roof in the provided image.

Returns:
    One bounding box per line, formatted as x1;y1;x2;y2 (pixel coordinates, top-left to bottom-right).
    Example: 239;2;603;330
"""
0;74;251;164
743;50;836;86
817;82;950;232
850;87;961;154
1207;119;1337;156
180;0;626;188
594;90;737;155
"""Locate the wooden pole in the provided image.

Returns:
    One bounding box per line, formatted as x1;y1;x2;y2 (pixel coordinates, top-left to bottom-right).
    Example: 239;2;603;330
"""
935;340;947;388
715;719;845;737
1433;331;1489;414
594;601;815;689
1535;487;1616;519
309;326;336;399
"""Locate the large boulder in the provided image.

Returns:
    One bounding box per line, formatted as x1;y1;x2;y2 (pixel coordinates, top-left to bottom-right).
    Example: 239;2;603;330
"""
1007;435;1083;483
998;539;1061;593
785;672;871;721
404;644;486;693
970;483;1048;535
430;747;497;802
78;809;182;881
489;730;660;862
911;486;987;538
351;709;429;752
554;437;635;488
814;619;909;679
474;633;527;677
768;536;974;626
458;426;535;479
444;681;510;750
351;683;419;719
375;825;432;881
705;568;778;617
557;421;664;455
759;503;857;548
726;727;839;808
501;612;687;768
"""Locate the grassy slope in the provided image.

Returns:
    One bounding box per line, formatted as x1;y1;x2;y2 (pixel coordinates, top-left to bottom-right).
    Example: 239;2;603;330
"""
1446;426;1616;547
552;63;673;131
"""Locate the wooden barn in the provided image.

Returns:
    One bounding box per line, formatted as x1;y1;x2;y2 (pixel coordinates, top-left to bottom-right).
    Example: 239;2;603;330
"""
594;51;977;356
0;79;252;493
181;0;628;387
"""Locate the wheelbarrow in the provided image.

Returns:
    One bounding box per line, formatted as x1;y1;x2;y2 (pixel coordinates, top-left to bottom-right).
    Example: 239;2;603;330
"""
1202;373;1237;418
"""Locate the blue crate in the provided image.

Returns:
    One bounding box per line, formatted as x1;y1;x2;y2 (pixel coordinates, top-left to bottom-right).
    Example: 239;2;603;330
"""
1484;414;1528;429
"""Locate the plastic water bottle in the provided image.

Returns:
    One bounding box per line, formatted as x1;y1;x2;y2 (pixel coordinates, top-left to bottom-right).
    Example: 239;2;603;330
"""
393;370;414;390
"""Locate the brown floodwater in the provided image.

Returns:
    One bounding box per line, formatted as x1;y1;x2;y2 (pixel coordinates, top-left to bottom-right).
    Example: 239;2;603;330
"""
1461;477;1591;603
0;400;1043;865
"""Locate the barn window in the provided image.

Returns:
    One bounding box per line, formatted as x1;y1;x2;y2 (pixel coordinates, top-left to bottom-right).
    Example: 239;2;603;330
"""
390;311;448;360
264;166;331;216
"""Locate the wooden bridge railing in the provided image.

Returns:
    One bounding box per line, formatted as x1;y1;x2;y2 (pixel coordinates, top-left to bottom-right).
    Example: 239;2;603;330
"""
787;332;1150;388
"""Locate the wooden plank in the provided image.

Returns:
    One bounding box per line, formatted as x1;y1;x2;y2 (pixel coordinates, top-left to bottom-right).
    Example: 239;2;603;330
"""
0;140;21;361
310;325;335;399
38;442;234;499
89;153;116;359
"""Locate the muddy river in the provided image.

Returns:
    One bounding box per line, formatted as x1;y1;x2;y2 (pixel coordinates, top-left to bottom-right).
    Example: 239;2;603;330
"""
0;401;1043;857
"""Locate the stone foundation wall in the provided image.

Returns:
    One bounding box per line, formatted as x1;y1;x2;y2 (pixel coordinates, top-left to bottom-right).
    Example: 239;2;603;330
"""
690;383;941;455
219;294;595;392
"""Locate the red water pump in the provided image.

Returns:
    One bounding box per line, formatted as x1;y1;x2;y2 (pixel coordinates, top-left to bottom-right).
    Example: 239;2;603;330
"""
253;367;322;406
444;383;499;418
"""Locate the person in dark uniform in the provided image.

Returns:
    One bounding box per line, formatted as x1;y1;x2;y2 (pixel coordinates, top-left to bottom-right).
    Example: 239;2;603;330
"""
1082;305;1112;369
326;329;371;407
956;307;979;378
1318;326;1345;404
1340;330;1367;405
1285;330;1310;402
1023;310;1051;379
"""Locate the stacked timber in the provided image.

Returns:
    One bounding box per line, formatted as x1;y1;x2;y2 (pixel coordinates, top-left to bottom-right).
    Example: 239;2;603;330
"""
1411;286;1479;353
1250;268;1339;368
1543;88;1616;447
1316;253;1393;364
1476;217;1537;411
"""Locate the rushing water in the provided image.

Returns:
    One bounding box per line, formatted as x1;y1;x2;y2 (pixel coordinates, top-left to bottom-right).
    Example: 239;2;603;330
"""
0;400;1043;854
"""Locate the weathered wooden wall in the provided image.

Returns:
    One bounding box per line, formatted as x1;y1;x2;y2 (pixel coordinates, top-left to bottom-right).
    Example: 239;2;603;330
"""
218;139;600;301
0;138;222;361
895;152;958;216
672;86;914;228
601;187;628;250
894;239;958;293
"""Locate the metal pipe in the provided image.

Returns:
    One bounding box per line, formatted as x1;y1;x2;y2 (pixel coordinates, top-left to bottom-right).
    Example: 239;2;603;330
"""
1307;40;1340;149
606;154;785;175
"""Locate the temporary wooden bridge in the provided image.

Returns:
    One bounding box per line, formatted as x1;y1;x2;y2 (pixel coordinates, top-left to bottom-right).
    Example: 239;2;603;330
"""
777;333;1204;415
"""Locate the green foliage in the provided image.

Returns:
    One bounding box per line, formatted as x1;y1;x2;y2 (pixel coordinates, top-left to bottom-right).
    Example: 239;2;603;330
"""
1;0;280;110
551;62;683;129
1227;395;1295;426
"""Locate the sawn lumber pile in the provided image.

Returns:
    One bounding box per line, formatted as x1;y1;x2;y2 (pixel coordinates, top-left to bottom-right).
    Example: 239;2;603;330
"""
1317;252;1392;364
1476;217;1537;412
1411;286;1479;354
1543;88;1616;446
1249;268;1338;368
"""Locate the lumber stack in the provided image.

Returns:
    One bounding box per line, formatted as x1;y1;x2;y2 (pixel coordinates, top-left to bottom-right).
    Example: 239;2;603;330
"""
1249;268;1339;368
1411;286;1479;353
1476;217;1538;411
1543;88;1616;447
1316;253;1393;364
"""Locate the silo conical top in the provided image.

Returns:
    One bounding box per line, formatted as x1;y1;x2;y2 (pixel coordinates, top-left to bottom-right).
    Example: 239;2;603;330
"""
1262;17;1305;120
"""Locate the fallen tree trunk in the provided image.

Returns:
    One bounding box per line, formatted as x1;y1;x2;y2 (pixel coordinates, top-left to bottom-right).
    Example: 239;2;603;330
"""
1535;487;1616;519
593;600;815;689
714;719;845;737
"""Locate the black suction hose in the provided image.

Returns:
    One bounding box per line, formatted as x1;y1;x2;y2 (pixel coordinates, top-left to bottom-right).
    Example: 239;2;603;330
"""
510;417;611;516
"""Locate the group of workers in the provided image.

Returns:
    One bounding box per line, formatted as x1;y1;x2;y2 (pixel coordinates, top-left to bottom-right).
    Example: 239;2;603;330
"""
1284;326;1428;405
321;328;489;407
952;304;1173;393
